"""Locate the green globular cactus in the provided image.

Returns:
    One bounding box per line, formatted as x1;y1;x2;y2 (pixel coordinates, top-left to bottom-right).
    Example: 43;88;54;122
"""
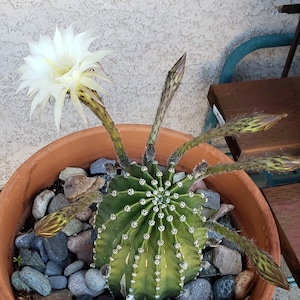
93;161;208;299
33;53;296;298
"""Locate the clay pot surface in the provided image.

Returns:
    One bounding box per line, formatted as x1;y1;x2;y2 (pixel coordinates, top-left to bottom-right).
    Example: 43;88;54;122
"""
0;125;279;299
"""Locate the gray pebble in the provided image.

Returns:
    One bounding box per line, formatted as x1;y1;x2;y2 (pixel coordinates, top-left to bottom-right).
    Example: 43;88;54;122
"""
31;236;49;262
62;218;83;236
48;193;70;213
43;231;69;263
19;266;51;296
213;245;242;275
213;275;235;300
32;190;55;219
76;207;93;222
55;252;73;269
11;271;31;292
85;268;106;292
67;229;92;254
45;260;63;276
68;270;104;297
19;248;46;273
173;172;186;183
90;158;116;174
48;275;68;289
178;278;212;300
197;189;220;210
64;260;85;276
15;231;36;249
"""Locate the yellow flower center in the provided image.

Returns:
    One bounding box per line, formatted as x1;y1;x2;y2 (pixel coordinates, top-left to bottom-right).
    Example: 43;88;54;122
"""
46;58;72;78
56;66;72;77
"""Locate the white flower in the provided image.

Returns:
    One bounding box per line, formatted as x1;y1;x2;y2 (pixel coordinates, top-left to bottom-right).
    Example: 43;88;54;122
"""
18;25;111;131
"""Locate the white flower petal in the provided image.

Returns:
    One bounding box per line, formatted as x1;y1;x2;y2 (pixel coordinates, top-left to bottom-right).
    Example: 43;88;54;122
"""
80;77;107;94
80;50;111;70
18;25;111;131
53;88;68;130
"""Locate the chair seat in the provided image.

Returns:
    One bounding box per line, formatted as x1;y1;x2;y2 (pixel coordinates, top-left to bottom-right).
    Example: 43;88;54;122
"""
207;76;300;160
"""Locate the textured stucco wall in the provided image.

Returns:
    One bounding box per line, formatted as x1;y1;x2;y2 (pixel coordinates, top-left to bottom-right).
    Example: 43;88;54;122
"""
1;0;299;188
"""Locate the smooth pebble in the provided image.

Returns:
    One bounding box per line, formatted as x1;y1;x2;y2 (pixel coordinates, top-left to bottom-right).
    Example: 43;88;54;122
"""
76;243;94;265
45;260;63;276
67;229;92;253
48;193;70;213
19;266;51;296
11;271;31;292
48;275;68;290
234;270;255;299
62;218;83;236
213;275;235;300
43;231;69;263
173;172;186;183
178;278;212;300
31;236;49;262
19;248;46;272
59;167;88;181
68;270;104;297
32;190;55;219
85;268;106;293
90;158;116;175
76;207;93;222
64;260;85;276
197;189;221;210
15;231;36;249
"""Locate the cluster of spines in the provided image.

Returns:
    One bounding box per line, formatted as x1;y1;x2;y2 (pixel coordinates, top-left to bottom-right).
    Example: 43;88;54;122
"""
93;161;208;299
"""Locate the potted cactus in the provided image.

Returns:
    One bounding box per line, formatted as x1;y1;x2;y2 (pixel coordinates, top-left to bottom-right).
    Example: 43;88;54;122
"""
0;25;298;299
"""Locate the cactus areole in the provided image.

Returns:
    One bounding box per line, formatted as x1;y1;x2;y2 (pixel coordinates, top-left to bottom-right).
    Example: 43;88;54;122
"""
31;52;296;298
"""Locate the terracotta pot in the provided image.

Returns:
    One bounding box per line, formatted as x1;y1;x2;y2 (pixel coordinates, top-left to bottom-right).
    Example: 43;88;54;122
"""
0;125;279;299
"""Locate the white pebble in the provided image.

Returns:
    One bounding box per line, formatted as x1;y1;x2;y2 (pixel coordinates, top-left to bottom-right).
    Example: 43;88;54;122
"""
68;270;103;297
59;167;88;181
32;190;55;219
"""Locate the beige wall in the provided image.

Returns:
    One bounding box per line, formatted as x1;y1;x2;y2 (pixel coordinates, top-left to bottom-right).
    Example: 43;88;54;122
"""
0;0;299;188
